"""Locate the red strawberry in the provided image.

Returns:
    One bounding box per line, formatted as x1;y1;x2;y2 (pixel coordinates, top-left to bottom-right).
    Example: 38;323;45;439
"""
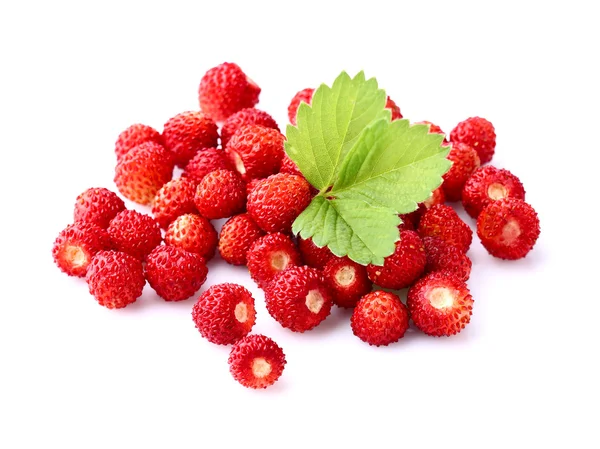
415;121;448;143
218;213;265;266
114;123;163;161
145;245;208;301
52;222;112;277
228;334;286;389
198;62;261;122
245;178;262;197
162;111;219;168
182;147;233;184
288;88;314;125
477;198;540;260
323;258;372;308
114;141;174;205
225;125;285;181
194;169;246;219
442;142;481;201
86;250;145;309
297;237;335;269
247;233;302;289
462;166;526;218
221;108;279;148
407;272;473;336
279;152;301;176
164;213;217;260
386;96;403;120
418;204;473;253
450;116;496;164
423;237;472;281
192;283;256;345
400;186;446;228
107;210;162;261
151;178;198;229
265;266;333;333
73;187;125;229
351;291;409;346
247;173;312;233
367;230;426;290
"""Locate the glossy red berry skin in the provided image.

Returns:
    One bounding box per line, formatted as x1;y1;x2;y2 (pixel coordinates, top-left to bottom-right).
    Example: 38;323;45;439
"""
228;334;286;389
422;237;472;282
145;245;208;301
225;125;285;181
297;237;335;270
367;230;427;290
194;169;246;220
198;62;261;122
247;233;302;289
442;142;481;201
265;266;333;333
462;166;526;219
164;214;217;261
418;204;473;253
450;116;496;164
279;152;302;176
247;173;312;234
192;283;256;345
162;111;219;168
351;291;409;346
400;186;446;228
407;272;473;337
386;96;403;120
221;108;279;148
73;187;125;229
323;258;372;308
477;198;540;260
182;148;233;184
288;88;314;125
52;222;113;277
115;123;163;161
86;250;145;309
218;214;265;266
107;210;162;261
151;178;198;229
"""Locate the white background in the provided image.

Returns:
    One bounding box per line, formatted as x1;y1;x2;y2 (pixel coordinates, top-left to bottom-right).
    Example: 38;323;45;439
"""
1;1;599;448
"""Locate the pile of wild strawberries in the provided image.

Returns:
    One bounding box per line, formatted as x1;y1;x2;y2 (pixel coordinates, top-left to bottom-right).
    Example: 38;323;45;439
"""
52;62;541;389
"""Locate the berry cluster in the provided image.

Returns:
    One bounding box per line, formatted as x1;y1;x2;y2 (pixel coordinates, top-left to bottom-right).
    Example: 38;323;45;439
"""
52;62;540;390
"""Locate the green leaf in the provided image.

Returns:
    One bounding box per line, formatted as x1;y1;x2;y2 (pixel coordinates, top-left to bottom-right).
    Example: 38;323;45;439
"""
292;196;400;266
285;71;389;190
331;119;451;214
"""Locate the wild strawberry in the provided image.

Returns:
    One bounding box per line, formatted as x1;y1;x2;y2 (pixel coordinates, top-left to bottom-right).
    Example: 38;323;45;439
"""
86;250;145;309
323;258;372;308
423;237;472;282
182;147;232;184
107;210;162;261
450;116;496;164
247;173;312;233
221;108;279;148
114;141;174;205
114;123;163;161
198;62;261;122
415;121;448;143
398;216;414;231
386;96;403;120
247;233;302;289
462;166;526;218
288;88;314;125
367;230;426;289
351;291;409;346
228;334;286;389
477;198;540;260
400;186;446;228
418;204;473;253
407;272;473;337
162;111;219;168
297;237;335;270
279;152;301;176
73;187;125;229
194;169;246;219
245;178;262;197
164;214;217;260
225;125;285;181
265;266;333;333
151;178;198;229
145;246;208;301
442;142;481;201
52;222;112;277
218;214;265;266
192;283;256;345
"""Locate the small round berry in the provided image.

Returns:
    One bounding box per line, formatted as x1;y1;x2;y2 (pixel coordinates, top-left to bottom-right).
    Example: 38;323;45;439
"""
151;178;198;229
218;214;265;266
182;148;233;184
279;152;301;176
107;210;162;261
351;291;409;346
228;334;286;389
442;142;481;201
323;257;372;308
288;88;314;125
221;108;279;148
226;125;285;181
423;237;472;282
297;237;335;270
164;214;217;260
247;233;302;289
115;123;163;161
194;169;246;220
450;116;496;164
73;187;125;229
162;111;219;168
418;204;473;253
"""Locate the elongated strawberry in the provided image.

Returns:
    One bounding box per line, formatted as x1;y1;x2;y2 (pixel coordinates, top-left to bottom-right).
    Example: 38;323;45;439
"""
52;222;112;277
218;214;265;266
323;258;372;308
228;334;286;389
247;233;302;289
351;291;409;346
